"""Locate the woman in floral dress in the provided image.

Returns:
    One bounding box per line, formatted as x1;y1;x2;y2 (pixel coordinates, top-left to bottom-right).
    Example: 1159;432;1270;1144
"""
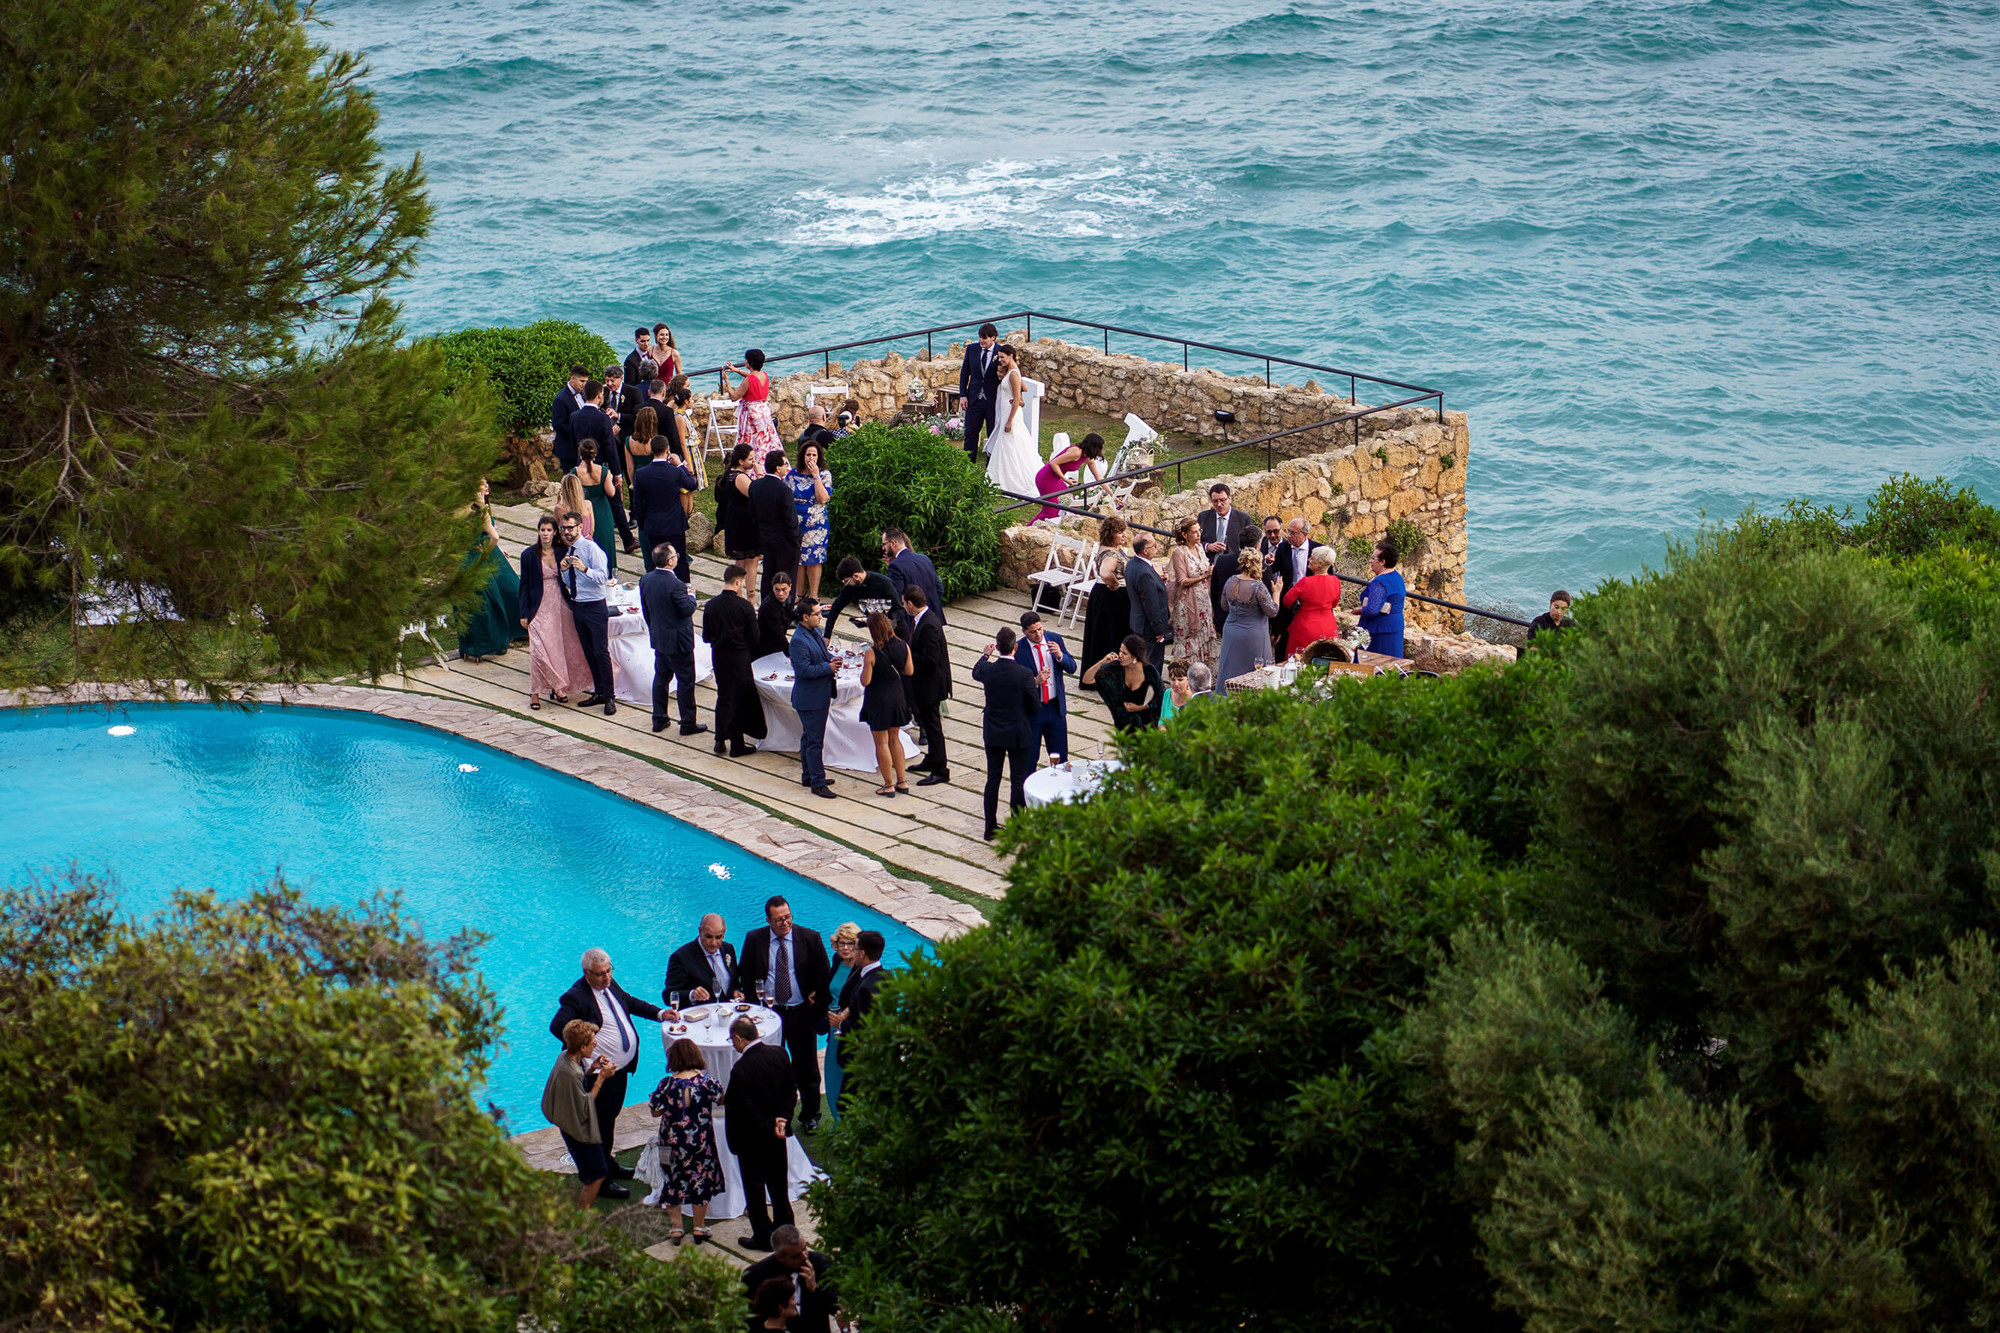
720;348;782;459
1166;516;1219;672
648;1037;725;1244
788;438;833;602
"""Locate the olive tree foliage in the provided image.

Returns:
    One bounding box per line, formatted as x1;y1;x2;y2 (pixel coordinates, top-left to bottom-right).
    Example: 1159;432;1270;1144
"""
0;876;737;1333
816;665;1550;1333
0;0;502;692
1397;478;2000;1332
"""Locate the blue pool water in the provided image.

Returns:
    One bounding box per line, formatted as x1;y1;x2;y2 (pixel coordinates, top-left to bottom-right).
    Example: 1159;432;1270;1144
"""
0;704;926;1125
319;0;2000;611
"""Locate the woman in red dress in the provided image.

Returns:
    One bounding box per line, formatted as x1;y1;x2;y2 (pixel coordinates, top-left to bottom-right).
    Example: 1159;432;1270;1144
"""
720;348;781;458
1282;545;1344;658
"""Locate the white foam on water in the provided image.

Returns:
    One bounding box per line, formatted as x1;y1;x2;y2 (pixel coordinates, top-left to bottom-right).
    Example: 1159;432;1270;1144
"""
784;155;1208;247
709;863;732;879
106;725;136;737
457;762;479;772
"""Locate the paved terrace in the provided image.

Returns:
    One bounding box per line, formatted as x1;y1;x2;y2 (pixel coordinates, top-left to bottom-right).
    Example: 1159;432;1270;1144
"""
403;501;1125;909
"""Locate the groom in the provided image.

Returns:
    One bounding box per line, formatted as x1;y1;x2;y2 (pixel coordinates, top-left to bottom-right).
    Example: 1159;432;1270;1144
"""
958;322;1000;459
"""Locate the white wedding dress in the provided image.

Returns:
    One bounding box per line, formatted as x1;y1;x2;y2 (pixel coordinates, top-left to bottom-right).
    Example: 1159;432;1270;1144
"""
985;372;1042;498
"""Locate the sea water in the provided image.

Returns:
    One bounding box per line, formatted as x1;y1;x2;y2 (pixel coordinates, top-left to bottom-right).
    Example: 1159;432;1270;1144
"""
326;0;2000;610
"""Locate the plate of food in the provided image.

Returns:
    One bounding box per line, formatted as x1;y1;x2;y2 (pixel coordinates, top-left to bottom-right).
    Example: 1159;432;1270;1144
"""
682;1006;711;1022
734;1003;752;1013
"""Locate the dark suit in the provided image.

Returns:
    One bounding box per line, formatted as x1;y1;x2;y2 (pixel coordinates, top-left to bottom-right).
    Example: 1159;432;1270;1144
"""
885;547;948;626
958;341;1001;457
664;939;739;1005
547;977;664;1162
631;456;697;578
749;473;802;604
739;924;833;1121
1014;631;1077;764
1210;545;1243;633
550;385;585;472
788;623;836;790
702;590;766;751
1268;539;1325;650
622;348;654;398
640;566;699;730
1199;507;1257;561
597;386;637;546
904;609;952;775
837;963;887;1037
723;1041;798;1243
1124;555;1172;670
568;403;616;476
517;544;557;625
741;1250;839;1333
971;653;1040;835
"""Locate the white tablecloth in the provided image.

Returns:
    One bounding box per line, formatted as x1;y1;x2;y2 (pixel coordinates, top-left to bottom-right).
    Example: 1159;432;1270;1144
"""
751;650;920;772
638;1003;822;1217
1023;758;1123;808
605;584;713;708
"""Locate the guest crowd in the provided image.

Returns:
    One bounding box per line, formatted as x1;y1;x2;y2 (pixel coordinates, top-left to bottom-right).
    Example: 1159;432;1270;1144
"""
543;897;886;1330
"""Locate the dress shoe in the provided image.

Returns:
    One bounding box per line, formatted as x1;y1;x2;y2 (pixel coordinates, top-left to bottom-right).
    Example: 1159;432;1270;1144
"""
680;723;709;737
598;1180;630;1200
918;771;951;786
652;719;669;733
622;542;641;556
983;825;998;841
729;743;757;757
801;1114;821;1132
908;756;934;773
610;1161;637;1180
577;694;606;709
739;1234;775;1252
603;700;617;716
812;785;837;800
713;741;727;754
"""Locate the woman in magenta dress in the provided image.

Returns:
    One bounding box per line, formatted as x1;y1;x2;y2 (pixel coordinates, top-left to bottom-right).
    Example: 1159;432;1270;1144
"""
517;515;594;710
720;348;782;460
1034;431;1107;521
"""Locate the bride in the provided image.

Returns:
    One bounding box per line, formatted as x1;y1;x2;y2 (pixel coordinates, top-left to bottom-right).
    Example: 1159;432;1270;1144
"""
984;345;1042;499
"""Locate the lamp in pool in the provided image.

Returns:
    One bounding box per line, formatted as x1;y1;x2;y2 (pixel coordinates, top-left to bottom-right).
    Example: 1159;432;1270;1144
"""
107;725;136;737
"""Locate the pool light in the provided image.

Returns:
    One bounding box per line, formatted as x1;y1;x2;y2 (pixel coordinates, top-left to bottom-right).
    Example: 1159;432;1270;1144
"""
107;725;136;737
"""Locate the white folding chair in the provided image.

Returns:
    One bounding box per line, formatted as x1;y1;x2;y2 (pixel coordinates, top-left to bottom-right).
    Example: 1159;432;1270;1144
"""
702;398;738;466
1102;414;1161;511
399;616;451;671
1027;532;1089;614
809;382;849;414
1056;539;1101;629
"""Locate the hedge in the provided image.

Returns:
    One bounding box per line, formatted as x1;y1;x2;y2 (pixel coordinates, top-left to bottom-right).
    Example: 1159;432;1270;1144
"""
823;423;1005;603
430;319;618;437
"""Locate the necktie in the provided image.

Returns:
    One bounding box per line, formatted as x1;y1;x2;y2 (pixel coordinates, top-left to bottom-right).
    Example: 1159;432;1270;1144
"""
603;988;633;1052
774;936;792;1005
1036;643;1051;703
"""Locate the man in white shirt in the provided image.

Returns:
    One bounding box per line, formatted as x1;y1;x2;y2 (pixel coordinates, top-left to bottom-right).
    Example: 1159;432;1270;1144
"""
547;946;666;1199
1012;610;1077;766
557;513;617;714
664;913;740;1005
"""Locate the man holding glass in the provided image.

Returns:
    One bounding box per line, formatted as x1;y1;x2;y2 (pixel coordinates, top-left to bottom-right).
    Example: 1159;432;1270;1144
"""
737;896;832;1132
547;947;665;1199
663;913;740;1008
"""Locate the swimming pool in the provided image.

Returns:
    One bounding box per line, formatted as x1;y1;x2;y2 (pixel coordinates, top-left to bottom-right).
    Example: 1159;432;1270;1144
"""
0;703;925;1124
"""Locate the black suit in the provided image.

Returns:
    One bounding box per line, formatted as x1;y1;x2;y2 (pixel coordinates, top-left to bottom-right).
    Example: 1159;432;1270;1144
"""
971;653;1040;835
749;473;802;604
837;963;887;1037
885;548;948;627
723;1041;798;1243
1268;539;1325;650
1210;545;1243;634
596;387;638;547
702;590;766;751
568;403;616;476
630;456;697;578
741;1251;839;1333
640;566;699;730
549;385;585;472
1199;507;1258;561
959;341;1001;457
905;609;952;776
547;977;664;1163
664;939;739;1004
739;924;832;1121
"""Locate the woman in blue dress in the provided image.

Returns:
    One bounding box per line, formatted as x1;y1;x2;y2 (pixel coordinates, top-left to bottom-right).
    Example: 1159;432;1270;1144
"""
789;439;833;602
822;922;860;1121
1357;538;1408;660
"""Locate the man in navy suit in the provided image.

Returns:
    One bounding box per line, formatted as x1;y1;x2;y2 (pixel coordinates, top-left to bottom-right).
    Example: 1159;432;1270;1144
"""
738;897;833;1130
788;602;837;800
971;627;1042;841
630;436;698;579
549;364;588;472
641;544;705;737
1013;610;1076;766
881;527;947;627
548;947;666;1199
958;322;1001;458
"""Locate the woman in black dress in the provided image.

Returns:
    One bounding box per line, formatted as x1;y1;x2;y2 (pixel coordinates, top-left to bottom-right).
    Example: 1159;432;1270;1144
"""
757;571;798;658
1081;514;1131;670
1081;632;1165;731
718;443;761;601
858;611;913;797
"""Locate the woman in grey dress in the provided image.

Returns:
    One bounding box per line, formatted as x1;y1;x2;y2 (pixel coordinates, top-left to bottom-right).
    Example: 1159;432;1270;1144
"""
1214;547;1279;696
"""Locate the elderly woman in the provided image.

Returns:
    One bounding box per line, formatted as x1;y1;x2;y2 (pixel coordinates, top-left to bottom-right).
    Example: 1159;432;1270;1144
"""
823;922;861;1121
1282;545;1344;659
1214;547;1280;695
542;1019;614;1207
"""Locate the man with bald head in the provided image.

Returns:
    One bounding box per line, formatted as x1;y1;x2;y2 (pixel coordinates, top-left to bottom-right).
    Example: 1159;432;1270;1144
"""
548;947;665;1199
664;914;741;1006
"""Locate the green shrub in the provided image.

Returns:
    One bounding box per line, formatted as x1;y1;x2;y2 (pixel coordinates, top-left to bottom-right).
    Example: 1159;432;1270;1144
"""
432;320;618;437
1384;517;1426;560
818;670;1537;1333
823;422;1004;603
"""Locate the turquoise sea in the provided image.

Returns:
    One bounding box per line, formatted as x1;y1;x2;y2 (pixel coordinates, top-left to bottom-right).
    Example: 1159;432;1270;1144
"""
328;0;2000;610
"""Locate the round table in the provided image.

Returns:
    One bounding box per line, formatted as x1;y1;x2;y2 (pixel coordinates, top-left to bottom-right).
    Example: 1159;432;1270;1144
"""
752;650;921;772
605;583;714;708
1023;758;1123;808
636;1002;823;1217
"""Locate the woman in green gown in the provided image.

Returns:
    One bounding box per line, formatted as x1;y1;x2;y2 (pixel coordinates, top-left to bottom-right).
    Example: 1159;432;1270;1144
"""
572;440;620;575
455;478;523;662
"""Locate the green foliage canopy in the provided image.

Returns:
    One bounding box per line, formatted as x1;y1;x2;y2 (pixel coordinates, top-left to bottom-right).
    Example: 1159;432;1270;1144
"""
823;423;1005;603
0;0;503;693
431;321;619;438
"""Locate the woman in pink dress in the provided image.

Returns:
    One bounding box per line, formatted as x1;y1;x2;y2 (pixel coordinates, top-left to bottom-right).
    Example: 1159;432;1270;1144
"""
720;348;781;459
1033;431;1107;521
517;515;593;710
